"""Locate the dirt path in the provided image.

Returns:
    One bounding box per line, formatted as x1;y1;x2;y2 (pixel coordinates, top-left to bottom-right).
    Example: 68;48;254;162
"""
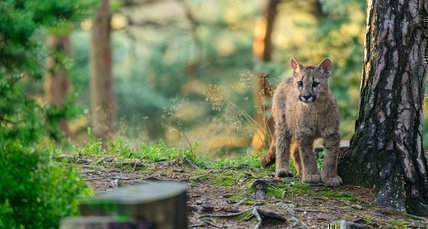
74;155;428;228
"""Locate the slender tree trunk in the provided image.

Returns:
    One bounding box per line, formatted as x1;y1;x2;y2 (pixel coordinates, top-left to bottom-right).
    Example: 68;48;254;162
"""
251;0;280;150
338;0;428;215
90;0;115;140
44;34;71;138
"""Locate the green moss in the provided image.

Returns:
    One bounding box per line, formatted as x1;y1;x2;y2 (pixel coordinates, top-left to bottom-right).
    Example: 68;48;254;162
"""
228;195;241;200
265;186;284;199
387;220;409;228
362;214;376;226
318;190;357;202
211;173;235;186
401;212;423;220
213;208;253;221
190;173;210;183
281;182;312;196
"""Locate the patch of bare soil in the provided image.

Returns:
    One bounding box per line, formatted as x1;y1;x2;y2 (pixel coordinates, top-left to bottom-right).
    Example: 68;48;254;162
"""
74;156;428;228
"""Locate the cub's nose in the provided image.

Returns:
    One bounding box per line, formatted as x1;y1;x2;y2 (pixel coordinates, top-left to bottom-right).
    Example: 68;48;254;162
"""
299;95;316;103
302;95;311;100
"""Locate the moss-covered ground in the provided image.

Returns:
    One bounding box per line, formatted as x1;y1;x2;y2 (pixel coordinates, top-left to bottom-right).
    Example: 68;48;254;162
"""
58;139;428;228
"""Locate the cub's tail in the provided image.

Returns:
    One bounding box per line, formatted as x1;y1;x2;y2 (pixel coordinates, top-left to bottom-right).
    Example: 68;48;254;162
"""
261;136;276;167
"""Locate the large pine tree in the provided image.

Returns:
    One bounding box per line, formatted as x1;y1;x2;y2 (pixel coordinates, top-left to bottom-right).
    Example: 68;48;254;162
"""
339;0;428;215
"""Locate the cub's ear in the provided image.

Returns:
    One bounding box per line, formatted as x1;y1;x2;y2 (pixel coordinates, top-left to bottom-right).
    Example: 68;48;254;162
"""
318;58;333;76
290;57;301;73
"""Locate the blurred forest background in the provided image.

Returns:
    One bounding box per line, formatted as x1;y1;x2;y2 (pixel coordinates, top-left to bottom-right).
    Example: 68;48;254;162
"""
15;0;428;154
68;0;366;153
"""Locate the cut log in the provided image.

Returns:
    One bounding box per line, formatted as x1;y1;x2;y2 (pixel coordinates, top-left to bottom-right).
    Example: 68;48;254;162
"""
79;182;188;229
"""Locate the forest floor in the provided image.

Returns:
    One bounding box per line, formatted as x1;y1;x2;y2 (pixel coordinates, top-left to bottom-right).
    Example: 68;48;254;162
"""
68;144;428;228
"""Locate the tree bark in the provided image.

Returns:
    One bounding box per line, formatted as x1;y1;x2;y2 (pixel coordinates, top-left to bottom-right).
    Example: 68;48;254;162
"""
338;0;428;215
44;34;71;138
90;0;115;141
251;0;280;150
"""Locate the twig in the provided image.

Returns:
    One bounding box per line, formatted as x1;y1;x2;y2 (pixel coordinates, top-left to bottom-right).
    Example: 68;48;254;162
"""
253;207;263;229
111;177;133;180
84;177;103;181
183;157;199;169
199;208;252;219
199;216;222;228
235;198;247;206
188;223;205;228
205;220;221;228
133;159;144;171
294;208;338;214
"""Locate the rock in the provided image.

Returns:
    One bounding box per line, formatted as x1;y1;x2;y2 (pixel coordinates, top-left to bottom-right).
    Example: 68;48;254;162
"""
198;200;214;213
329;220;370;229
351;204;363;210
251;179;269;199
290;216;307;229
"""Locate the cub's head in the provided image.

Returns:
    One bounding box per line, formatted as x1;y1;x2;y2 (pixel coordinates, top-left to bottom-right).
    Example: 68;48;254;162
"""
290;57;333;104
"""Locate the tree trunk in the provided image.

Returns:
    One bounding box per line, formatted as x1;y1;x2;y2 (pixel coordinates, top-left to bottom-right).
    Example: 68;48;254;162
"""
90;0;115;141
251;0;280;150
338;0;428;216
44;34;71;138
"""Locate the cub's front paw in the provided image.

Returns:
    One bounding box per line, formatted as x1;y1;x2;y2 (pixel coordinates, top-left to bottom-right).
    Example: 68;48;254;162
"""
302;174;321;184
276;169;293;178
322;176;342;187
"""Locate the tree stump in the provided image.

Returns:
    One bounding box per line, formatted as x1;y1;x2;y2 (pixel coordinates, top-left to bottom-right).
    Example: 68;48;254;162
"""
78;182;188;229
60;216;153;229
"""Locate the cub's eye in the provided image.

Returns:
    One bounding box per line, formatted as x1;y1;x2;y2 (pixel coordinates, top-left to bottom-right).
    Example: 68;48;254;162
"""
312;82;320;87
297;81;303;87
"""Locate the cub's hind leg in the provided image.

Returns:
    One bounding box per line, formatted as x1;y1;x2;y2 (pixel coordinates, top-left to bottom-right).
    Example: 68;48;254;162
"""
290;141;302;176
296;132;321;183
261;135;276;168
275;124;292;178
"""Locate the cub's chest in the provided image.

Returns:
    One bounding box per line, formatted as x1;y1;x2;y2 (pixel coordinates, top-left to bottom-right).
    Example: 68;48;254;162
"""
285;103;329;131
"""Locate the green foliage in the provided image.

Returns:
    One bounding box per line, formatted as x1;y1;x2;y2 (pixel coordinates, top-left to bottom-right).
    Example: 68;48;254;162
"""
0;200;15;228
0;0;96;144
0;1;96;227
0;142;93;228
74;134;265;170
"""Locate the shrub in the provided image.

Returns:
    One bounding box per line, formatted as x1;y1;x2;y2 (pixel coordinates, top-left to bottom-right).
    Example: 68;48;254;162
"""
0;142;93;228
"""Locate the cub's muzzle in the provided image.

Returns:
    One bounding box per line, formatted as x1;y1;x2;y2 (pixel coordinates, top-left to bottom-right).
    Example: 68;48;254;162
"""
299;95;316;104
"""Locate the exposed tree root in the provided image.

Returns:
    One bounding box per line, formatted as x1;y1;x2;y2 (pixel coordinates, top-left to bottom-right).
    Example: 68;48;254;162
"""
199;207;286;228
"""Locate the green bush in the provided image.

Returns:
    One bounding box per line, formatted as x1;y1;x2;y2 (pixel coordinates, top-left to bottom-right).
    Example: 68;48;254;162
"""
0;142;93;228
0;1;96;227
